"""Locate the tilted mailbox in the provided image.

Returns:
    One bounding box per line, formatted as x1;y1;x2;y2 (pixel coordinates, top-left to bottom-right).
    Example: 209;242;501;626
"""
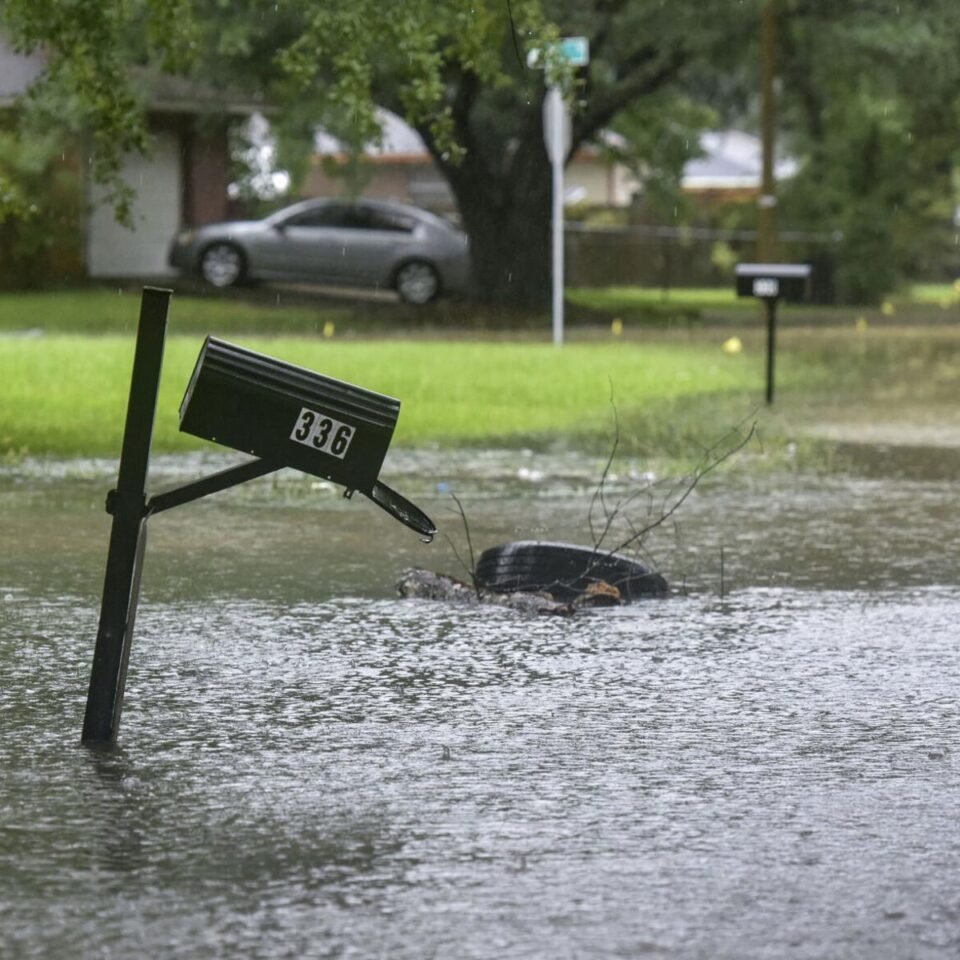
177;337;429;529
735;262;811;404
180;337;396;491
82;290;435;746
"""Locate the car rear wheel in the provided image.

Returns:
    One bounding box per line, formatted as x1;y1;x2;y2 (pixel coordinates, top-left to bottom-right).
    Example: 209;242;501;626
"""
395;260;440;304
200;243;245;288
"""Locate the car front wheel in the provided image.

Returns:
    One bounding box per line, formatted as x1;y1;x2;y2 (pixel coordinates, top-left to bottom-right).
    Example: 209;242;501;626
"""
395;260;440;304
200;243;245;288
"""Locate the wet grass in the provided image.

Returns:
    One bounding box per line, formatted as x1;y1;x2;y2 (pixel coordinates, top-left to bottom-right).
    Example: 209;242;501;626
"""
4;323;958;460
0;287;352;336
0;336;766;457
2;286;958;460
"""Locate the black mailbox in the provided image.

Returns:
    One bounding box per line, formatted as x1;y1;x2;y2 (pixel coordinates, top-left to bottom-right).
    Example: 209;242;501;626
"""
180;337;397;494
735;263;811;302
83;289;437;748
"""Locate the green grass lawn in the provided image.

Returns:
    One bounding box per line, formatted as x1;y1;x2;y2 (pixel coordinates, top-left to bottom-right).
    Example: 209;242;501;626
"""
568;285;748;312
2;287;957;461
904;282;960;306
0;335;769;457
0;288;352;336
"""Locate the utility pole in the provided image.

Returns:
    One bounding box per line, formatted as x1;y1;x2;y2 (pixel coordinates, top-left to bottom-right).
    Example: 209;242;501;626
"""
758;2;778;262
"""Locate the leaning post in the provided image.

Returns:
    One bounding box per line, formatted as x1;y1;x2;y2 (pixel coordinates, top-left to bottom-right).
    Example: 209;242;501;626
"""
81;287;171;745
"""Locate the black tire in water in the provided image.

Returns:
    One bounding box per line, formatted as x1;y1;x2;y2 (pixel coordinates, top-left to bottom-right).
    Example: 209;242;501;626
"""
474;540;668;603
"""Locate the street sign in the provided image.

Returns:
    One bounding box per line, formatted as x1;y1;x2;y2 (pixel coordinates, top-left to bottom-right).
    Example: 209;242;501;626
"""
527;36;591;70
542;86;571;165
558;36;589;67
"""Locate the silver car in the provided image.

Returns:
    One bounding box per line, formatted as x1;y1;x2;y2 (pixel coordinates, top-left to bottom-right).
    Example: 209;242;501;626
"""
169;198;470;304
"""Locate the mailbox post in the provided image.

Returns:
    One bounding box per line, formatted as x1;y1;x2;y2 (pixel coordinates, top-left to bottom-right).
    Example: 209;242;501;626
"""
82;288;170;744
735;262;811;405
82;288;435;746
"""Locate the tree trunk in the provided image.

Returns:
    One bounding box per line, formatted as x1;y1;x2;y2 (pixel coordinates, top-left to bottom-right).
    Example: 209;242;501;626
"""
452;160;552;309
429;124;554;310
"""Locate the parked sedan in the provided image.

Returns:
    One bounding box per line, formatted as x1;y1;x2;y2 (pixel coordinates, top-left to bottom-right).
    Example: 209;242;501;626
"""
169;198;470;304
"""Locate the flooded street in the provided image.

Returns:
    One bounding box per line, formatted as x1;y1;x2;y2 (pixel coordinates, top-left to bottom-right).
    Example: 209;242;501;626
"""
2;448;959;959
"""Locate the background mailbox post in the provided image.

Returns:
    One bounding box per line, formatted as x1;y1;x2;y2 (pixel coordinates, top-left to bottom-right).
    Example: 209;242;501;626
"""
735;263;811;405
82;289;435;746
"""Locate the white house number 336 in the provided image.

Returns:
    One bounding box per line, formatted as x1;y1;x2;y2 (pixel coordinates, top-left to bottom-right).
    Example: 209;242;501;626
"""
290;406;355;459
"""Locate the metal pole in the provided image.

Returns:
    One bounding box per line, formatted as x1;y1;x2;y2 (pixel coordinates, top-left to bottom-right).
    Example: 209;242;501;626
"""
82;288;171;744
552;144;564;346
757;1;779;262
765;297;777;406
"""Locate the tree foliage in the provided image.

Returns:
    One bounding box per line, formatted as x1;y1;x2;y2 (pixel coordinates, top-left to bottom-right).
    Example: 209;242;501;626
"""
3;0;960;303
776;0;960;301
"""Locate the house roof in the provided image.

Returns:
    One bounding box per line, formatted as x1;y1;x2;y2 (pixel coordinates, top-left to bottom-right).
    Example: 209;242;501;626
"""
684;130;797;189
314;107;429;160
0;39;263;114
131;69;267;116
0;43;45;106
314;108;798;190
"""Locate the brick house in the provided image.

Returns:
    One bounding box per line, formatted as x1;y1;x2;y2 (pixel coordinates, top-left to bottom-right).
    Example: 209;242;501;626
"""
0;40;260;279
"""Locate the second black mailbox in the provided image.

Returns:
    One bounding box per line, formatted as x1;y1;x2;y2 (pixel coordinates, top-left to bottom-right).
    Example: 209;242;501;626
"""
735;263;811;302
181;337;397;493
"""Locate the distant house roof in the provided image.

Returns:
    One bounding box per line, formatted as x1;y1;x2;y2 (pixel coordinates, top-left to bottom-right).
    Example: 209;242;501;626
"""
131;69;267;116
315;109;798;190
0;43;45;106
684;130;797;190
314;107;429;160
0;38;263;114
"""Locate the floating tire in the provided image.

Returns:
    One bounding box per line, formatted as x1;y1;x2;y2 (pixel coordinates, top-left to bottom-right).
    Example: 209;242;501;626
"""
475;540;667;603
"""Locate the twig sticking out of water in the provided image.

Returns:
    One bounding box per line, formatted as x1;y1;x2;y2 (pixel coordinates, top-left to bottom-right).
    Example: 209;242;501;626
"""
589;414;758;563
588;380;621;551
444;493;482;601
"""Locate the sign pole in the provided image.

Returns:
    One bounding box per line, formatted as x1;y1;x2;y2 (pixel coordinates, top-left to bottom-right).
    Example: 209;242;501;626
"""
551;93;565;347
544;86;568;347
531;38;587;347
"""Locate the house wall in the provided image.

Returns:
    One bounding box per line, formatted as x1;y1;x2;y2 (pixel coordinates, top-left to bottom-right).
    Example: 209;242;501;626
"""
302;157;455;210
566;158;620;206
87;127;182;277
304;154;638;211
87;115;232;278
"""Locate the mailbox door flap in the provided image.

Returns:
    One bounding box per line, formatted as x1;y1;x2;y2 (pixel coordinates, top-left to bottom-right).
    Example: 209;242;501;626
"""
363;481;437;540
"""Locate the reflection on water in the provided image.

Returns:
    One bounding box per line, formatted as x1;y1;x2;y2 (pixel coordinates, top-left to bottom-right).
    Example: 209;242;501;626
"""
1;449;959;958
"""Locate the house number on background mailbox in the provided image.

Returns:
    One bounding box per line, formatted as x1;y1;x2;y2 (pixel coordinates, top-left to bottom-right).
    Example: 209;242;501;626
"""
753;278;779;298
290;406;355;459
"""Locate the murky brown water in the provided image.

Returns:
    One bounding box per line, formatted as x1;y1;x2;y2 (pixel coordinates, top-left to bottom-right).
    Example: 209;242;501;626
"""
2;448;959;959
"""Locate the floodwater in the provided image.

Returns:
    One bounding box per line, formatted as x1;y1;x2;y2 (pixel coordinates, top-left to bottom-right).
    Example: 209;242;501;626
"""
1;446;959;959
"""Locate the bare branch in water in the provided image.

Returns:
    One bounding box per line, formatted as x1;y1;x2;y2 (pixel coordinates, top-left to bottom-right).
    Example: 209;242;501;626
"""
444;493;482;600
439;406;757;603
603;418;757;559
588;380;621;551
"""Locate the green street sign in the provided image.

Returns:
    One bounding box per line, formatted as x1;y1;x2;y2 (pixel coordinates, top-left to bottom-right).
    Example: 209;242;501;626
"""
559;36;589;67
